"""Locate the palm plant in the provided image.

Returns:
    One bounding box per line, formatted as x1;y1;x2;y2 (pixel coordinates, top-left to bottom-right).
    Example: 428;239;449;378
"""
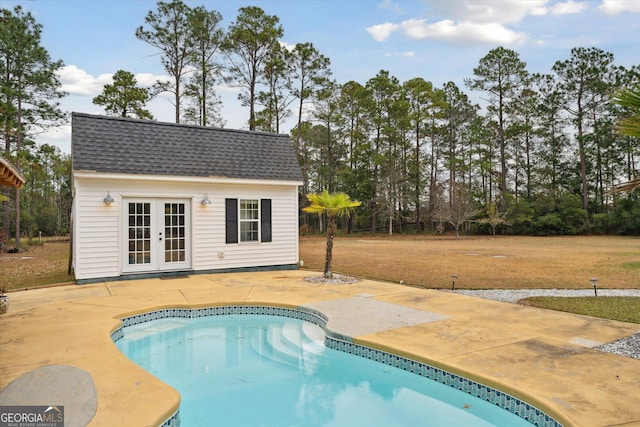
303;190;361;279
614;83;640;137
613;84;640;191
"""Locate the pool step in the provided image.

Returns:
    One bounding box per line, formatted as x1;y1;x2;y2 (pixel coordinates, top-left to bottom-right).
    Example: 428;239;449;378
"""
255;321;326;367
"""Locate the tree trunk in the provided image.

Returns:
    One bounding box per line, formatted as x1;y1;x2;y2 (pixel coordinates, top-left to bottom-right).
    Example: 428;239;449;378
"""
324;214;334;278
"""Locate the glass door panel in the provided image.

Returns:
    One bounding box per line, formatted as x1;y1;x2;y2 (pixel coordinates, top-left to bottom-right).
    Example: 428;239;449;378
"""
163;202;187;264
127;202;151;266
122;198;190;273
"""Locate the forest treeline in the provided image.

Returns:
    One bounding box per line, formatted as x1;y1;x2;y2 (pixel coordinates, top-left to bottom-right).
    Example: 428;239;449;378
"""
1;1;639;245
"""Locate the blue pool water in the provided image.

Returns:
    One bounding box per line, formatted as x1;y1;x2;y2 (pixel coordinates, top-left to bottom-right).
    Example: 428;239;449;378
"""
116;314;538;427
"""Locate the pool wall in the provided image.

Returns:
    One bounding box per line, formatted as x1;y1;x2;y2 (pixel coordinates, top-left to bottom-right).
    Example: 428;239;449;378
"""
111;305;563;427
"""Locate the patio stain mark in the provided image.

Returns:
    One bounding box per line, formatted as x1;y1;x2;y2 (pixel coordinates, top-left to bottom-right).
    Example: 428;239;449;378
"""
303;296;449;337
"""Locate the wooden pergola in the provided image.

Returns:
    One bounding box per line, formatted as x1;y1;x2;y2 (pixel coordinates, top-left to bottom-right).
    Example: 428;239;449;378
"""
0;155;24;189
612;177;640;193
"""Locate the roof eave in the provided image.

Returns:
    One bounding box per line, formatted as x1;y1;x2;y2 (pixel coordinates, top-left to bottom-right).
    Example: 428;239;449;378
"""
72;170;302;187
0;156;25;189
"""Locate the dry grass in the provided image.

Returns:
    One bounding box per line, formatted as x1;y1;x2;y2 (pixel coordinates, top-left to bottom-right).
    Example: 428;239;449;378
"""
1;235;638;294
300;235;640;290
0;240;74;291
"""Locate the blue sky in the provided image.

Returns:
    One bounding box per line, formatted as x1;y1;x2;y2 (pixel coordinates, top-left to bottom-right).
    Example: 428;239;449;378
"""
2;0;639;153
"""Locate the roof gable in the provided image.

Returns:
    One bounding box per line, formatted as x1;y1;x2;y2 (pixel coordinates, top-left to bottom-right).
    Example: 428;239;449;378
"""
71;113;303;182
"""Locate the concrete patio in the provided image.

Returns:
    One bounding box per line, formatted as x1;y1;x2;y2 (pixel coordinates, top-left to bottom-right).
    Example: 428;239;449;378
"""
1;270;639;426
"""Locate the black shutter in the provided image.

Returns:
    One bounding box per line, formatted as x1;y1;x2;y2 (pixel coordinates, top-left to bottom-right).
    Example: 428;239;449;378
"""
225;198;238;243
261;199;272;243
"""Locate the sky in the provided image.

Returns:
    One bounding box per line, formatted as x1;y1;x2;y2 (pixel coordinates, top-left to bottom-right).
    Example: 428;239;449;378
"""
2;0;640;154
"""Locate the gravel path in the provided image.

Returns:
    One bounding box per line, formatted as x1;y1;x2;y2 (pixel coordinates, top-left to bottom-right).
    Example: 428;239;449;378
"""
452;288;640;303
450;288;640;360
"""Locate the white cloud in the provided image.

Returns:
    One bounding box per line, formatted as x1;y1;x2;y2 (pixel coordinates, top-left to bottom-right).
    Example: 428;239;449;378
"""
367;0;549;45
384;51;415;57
366;22;400;42
427;0;549;24
279;41;296;52
135;72;169;87
57;65;112;96
401;18;527;45
378;0;403;14
550;0;587;15
598;0;640;14
57;65;167;96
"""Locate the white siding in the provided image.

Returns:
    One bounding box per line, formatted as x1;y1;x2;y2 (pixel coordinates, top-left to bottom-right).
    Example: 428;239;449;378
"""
73;174;300;281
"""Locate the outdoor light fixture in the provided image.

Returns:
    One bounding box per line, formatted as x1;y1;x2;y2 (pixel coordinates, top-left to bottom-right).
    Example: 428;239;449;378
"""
201;193;211;207
103;191;114;206
589;278;599;297
450;275;458;291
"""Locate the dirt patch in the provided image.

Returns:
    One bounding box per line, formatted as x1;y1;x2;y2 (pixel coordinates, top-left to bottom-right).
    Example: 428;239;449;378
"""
0;240;74;291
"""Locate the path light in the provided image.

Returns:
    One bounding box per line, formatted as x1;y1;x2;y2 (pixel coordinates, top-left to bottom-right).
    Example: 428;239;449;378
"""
450;275;458;291
589;278;599;297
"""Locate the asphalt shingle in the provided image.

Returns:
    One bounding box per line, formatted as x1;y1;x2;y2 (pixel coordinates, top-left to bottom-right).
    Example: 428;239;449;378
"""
71;113;303;182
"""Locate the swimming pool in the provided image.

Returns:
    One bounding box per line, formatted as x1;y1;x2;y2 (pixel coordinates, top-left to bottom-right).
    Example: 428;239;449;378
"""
113;306;561;427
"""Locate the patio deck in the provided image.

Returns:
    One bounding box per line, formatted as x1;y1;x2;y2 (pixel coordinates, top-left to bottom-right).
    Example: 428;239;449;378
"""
1;270;639;426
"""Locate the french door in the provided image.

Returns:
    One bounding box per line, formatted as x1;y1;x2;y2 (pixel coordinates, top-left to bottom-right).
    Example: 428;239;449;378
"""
122;199;191;273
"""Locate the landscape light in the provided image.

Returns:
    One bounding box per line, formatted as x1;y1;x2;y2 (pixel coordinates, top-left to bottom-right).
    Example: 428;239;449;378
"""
450;275;458;291
589;278;599;297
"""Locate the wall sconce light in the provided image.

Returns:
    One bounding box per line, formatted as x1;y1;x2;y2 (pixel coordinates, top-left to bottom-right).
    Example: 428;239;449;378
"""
201;193;211;207
103;191;114;206
589;278;598;297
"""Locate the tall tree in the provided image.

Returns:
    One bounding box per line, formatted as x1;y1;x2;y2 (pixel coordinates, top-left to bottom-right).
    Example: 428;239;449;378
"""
442;82;478;211
403;77;439;230
255;43;293;133
184;5;224;127
288;42;331;161
222;6;283;130
365;70;400;233
312;79;344;192
465;47;528;206
547;47;617;219
92;70;154;119
0;5;65;248
303;190;360;279
136;0;193;123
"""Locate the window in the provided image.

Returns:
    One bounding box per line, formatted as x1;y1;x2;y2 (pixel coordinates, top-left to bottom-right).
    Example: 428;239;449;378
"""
239;199;259;242
226;198;272;244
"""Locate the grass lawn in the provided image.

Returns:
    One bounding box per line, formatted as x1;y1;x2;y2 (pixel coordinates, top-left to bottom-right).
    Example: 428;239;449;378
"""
300;234;640;323
1;235;638;323
520;296;640;323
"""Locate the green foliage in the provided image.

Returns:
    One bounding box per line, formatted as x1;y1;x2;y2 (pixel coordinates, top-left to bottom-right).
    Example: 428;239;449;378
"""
521;297;640;324
136;0;194;123
303;190;361;278
183;5;225;127
613;83;640;137
222;6;283;130
93;70;154;119
506;199;535;234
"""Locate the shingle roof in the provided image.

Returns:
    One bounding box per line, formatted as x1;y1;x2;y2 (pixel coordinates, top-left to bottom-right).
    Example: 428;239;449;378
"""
71;113;303;182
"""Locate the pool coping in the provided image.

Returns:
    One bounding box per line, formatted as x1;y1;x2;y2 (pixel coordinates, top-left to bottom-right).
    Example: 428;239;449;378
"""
1;271;639;427
113;304;562;427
